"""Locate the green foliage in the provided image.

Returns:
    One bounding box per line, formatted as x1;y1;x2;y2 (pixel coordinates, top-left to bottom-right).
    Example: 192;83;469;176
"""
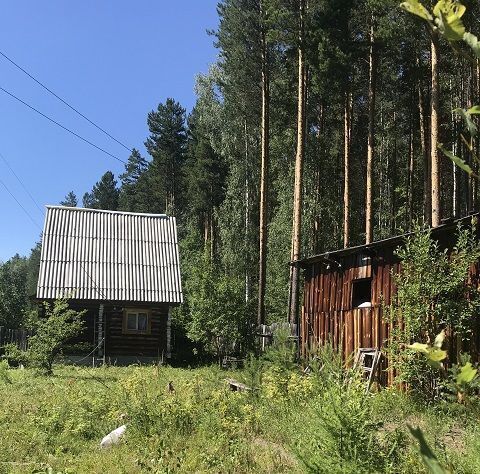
0;254;29;328
118;149;149;212
408;331;447;370
2;364;480;472
145;98;187;216
185;250;252;360
3;342;28;367
26;299;86;375
401;0;467;41
408;425;450;474
60;191;78;207
387;224;480;395
82;171;119;210
0;359;12;384
296;364;397;473
261;326;297;371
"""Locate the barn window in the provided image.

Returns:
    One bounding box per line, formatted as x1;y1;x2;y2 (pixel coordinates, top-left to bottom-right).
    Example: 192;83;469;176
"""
352;279;372;308
123;309;151;334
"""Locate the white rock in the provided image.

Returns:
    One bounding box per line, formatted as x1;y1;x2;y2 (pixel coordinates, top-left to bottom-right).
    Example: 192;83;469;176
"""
357;301;372;308
100;424;127;449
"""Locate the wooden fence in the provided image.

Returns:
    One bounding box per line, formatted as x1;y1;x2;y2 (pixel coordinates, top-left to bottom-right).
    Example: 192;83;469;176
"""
257;322;298;351
0;326;32;351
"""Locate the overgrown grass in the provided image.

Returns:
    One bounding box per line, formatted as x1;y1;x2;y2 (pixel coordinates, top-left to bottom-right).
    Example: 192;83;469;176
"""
0;358;479;473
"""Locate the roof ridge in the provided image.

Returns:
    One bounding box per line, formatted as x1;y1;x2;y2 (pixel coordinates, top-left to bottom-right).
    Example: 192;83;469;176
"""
46;205;170;218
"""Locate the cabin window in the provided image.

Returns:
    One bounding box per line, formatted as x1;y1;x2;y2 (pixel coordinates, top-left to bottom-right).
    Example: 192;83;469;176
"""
123;309;151;334
352;279;372;308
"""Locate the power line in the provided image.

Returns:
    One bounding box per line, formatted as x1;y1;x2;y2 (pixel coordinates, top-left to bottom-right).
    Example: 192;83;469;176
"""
0;85;127;165
0;49;133;153
0;177;42;230
0;151;44;215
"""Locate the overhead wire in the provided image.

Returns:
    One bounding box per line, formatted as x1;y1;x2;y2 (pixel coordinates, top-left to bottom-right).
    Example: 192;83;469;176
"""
0;151;44;215
0;49;133;153
0;176;42;230
0;85;127;165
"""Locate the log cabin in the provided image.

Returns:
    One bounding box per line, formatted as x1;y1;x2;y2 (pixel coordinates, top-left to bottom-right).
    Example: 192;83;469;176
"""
296;214;480;384
36;206;183;365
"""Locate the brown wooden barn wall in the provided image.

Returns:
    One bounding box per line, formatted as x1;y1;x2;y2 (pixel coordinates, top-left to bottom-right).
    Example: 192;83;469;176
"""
301;246;400;384
300;217;480;385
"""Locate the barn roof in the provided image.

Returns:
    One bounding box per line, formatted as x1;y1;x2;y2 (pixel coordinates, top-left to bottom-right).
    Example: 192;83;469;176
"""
37;206;183;304
297;213;479;267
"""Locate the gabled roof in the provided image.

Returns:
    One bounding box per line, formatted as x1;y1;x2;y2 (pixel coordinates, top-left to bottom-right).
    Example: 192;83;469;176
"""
37;206;183;304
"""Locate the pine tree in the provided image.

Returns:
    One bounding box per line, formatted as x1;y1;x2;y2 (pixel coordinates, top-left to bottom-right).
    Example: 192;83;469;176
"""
118;149;149;212
83;171;119;210
60;191;78;207
184;108;227;252
145;98;187;215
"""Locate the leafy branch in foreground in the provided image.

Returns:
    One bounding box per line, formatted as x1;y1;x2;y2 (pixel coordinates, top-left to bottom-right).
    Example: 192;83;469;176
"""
408;331;478;472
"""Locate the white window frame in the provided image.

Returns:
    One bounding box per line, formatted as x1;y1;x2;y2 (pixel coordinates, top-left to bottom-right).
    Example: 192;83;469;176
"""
123;309;151;335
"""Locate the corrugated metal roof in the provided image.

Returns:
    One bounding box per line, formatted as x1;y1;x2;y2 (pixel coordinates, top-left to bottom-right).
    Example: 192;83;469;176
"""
37;206;183;304
296;212;479;267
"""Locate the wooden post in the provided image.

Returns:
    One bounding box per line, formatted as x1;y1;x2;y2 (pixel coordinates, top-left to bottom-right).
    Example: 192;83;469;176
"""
96;304;105;366
167;307;172;359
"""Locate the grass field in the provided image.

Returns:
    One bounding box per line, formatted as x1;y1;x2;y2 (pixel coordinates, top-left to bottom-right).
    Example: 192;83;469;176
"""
1;360;480;473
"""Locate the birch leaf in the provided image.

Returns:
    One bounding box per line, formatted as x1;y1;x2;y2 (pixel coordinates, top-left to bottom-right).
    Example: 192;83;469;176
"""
438;145;475;176
434;0;466;41
456;362;477;385
400;0;433;21
467;105;480;115
408;425;450;474
408;342;429;353
463;32;480;59
454;107;477;137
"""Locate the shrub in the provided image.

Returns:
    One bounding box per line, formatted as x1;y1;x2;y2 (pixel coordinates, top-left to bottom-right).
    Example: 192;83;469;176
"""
297;374;396;473
3;342;28;367
186;250;253;362
387;223;480;397
26;299;85;375
0;359;12;384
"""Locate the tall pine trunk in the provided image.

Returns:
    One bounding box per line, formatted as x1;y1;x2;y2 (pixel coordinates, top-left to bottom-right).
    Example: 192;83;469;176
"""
365;19;375;244
431;35;441;227
407;113;414;230
418;74;430;225
343;90;351;248
244;118;251;303
257;17;269;327
289;0;306;325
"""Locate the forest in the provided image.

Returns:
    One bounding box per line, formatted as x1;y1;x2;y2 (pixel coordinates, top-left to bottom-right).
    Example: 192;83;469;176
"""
2;0;480;353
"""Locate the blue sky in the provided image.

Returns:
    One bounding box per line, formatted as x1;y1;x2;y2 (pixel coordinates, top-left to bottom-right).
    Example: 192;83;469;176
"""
0;1;219;262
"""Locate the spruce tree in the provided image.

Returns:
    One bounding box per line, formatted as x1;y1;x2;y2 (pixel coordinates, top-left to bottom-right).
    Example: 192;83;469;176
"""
118;149;149;212
60;191;78;207
83;171;119;210
145;98;187;216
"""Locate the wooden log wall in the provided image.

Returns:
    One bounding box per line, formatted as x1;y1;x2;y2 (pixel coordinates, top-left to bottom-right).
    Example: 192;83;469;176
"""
38;300;169;359
106;305;168;358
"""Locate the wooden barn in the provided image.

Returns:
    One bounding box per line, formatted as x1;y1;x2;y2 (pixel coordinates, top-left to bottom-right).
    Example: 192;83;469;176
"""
36;206;183;365
297;214;480;383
